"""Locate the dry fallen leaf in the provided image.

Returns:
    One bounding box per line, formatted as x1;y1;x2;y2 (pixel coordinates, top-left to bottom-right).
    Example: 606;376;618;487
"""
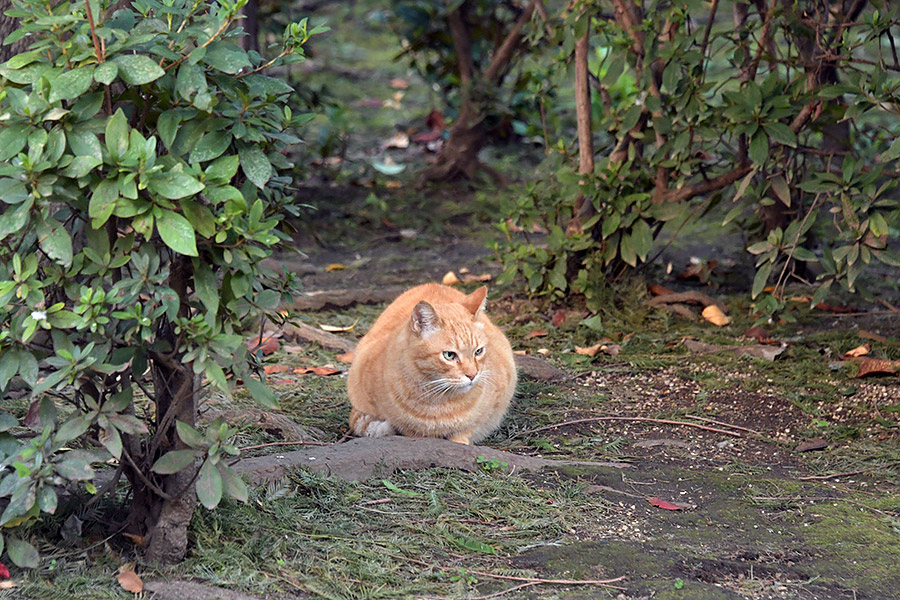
603;344;622;356
815;302;857;313
389;78;409;90
647;497;688;511
524;329;549;340
116;564;143;594
325;263;346;272
293;366;343;376
319;319;359;333
701;305;731;326
513;350;528;355
551;309;567;328
263;364;289;375
843;343;871;358
442;271;461;285
575;344;602;357
795;438;829;452
859;330;888;344
122;533;146;547
0;563;8;580
734;344;785;362
336;352;355;363
855;358;900;378
648;283;676;296
247;335;280;356
462;273;492;283
0;581;15;589
536;348;551;355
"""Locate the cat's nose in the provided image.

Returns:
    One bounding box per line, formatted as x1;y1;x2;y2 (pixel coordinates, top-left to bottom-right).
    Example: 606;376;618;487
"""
463;365;478;381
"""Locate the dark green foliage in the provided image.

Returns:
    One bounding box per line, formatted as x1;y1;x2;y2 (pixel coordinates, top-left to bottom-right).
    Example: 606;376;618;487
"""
497;1;900;317
0;0;325;566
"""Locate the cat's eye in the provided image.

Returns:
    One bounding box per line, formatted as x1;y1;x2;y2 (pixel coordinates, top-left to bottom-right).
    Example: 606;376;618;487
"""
474;347;485;357
442;351;458;361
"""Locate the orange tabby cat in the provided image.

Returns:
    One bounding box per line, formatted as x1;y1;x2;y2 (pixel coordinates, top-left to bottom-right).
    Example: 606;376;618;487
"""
348;283;516;445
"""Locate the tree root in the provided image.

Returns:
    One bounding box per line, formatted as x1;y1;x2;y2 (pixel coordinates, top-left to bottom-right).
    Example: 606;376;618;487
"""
233;436;630;483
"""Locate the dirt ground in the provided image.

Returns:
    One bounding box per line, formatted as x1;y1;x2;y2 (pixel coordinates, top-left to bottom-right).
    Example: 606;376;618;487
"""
237;183;900;600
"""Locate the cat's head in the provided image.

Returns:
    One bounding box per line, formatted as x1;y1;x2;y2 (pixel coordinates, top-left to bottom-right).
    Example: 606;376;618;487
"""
406;286;490;395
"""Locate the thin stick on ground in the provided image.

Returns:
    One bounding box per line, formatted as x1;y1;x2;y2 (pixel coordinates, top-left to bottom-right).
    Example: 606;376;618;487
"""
392;554;627;591
685;415;762;436
513;416;742;439
797;462;900;481
238;440;334;451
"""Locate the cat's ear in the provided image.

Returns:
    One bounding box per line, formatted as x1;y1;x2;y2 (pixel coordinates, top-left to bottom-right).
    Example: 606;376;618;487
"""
411;301;440;337
462;286;487;316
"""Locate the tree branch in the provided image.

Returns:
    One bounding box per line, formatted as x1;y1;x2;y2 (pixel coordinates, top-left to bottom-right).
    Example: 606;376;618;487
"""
484;1;536;82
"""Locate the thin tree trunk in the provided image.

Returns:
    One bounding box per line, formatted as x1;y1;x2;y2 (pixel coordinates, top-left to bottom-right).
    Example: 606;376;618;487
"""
568;22;595;233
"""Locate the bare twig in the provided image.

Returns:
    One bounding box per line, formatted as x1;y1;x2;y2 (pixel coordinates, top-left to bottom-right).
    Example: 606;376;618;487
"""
685;415;762;436
798;462;900;481
515;416;742;439
238;440;334;451
392;554;627;590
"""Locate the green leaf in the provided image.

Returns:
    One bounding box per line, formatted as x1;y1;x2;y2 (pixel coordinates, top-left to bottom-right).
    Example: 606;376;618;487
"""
50;66;95;103
219;463;249;503
869;211;889;237
112;54;165;85
6;537;39;568
54;414;93;444
175;63;207;102
196;458;223;510
0;199;32;242
770;175;790;207
884;138;900;162
749;131;769;165
61;155;102;178
192;259;219;316
445;532;497;555
763;122;797;148
0;410;17;432
149;170;205;200
181;200;216;238
239;145;272;188
99;424;123;459
175;420;207;448
36;485;57;515
37;219;73;267
242;374;278;409
810;279;833;307
89;179;118;228
0;124;28;162
17;351;38;387
243;74;294;97
157;109;182;150
156;209;198;256
619;232;637;267
55;457;94;481
752;262;774;299
93;61;118;85
105;109;130;160
189;130;232;163
205;155;240;182
151;449;197;474
67;130;102;162
0;178;29;205
202;41;251;74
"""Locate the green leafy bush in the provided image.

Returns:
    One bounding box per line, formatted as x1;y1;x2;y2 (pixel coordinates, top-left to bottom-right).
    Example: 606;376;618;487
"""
0;0;325;565
498;1;900;317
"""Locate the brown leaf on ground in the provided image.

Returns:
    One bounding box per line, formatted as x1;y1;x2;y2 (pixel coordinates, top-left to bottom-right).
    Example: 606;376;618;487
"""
325;263;346;272
815;302;857;313
23;399;42;429
426;109;446;130
412;130;442;144
389;78;409;89
441;271;461;285
247;334;280;356
859;330;888;344
684;339;720;354
524;329;549;340
461;273;492;283
734;345;785;361
676;259;717;283
648;283;676;296
702;305;731;326
336;352;355;363
647;497;689;511
742;326;769;340
319;320;358;333
293;366;342;376
117;564;143;593
0;582;15;589
536;348;551;355
855;358;900;378
795;438;829;452
551;309;567;328
575;344;602;357
122;533;146;547
603;344;622;356
263;365;288;375
843;343;871;359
